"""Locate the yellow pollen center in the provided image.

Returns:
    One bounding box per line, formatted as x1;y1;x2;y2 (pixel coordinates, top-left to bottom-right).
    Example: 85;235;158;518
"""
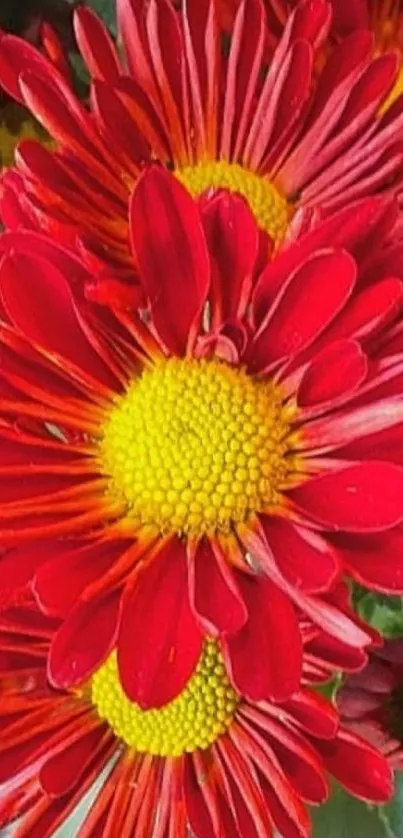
175;160;290;246
91;640;239;756
100;358;293;536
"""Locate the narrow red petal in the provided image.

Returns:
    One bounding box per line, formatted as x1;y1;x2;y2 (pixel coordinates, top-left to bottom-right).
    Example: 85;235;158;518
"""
130;167;210;356
118;538;203;708
260;515;340;593
250;250;356;371
315;728;394;803
0;252;115;389
297;339;367;409
223;571;302;701
48;590;120;688
34;540;126;617
330;528;403;593
74;6;121;82
201;192;259;324
188;538;247;636
40;725;106;796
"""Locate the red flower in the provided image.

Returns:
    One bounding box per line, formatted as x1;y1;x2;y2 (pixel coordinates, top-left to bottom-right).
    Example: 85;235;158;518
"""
338;637;403;770
0;170;403;706
0;0;403;307
0;601;394;838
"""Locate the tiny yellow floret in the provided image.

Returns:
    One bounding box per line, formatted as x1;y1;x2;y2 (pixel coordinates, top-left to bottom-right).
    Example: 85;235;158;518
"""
91;640;239;756
100;358;293;537
175;160;290;245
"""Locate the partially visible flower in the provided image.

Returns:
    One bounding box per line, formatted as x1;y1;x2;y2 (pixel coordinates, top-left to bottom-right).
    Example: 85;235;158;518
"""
0;0;75;171
0;0;403;305
0;601;394;838
0;173;403;706
338;638;403;770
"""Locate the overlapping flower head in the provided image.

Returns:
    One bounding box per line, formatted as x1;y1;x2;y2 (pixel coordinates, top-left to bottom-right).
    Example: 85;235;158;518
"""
1;0;403;307
338;638;403;770
1;169;403;709
0;600;394;837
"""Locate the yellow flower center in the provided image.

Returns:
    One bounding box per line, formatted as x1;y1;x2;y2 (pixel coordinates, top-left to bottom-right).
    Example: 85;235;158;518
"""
175;160;290;245
91;640;239;756
100;358;293;537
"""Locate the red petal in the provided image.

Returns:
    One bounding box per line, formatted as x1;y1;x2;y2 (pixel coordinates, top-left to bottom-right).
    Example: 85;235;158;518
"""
306;629;368;676
34;540;125;617
118;538;203;709
234;721;311;838
223;572;302;701
183;754;223;838
297;339;367;409
220;0;265;160
260;515;340;593
40;725;105;796
316;728;394;803
252;197;389;325
289;462;403;532
331;0;369;31
130;167;210;356
283;689;338;739
0;544;52;610
74;6;121;82
258;772;311;838
304;397;403;453
48;590;120;688
201;192;259;324
250;250;356;371
330;528;403;593
0;252;114;388
243;525;371;647
325;277;403;345
0;33;59;103
187;538;247;636
246;709;329;805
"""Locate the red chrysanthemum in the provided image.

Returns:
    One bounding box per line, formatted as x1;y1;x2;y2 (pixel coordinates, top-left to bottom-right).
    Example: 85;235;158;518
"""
338;637;403;770
1;0;403;308
0;600;393;838
0;170;403;706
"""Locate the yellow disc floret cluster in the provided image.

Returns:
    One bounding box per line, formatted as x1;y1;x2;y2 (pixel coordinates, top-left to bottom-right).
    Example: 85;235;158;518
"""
91;640;239;756
100;358;293;537
175;160;290;246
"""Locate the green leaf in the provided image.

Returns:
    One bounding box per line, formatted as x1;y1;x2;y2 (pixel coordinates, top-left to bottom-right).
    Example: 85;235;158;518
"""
86;0;117;32
353;587;403;638
312;785;389;838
